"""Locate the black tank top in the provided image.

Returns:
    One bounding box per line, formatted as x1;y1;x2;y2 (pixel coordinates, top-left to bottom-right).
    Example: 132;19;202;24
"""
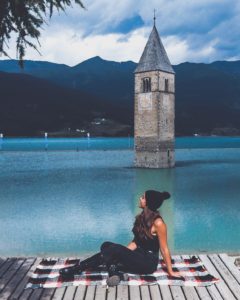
132;217;161;253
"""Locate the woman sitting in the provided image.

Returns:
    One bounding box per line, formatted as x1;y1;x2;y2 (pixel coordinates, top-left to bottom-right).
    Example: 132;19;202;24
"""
59;190;183;286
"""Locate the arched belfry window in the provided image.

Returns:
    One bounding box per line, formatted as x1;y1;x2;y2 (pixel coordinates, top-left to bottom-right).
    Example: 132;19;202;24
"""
165;79;169;92
142;77;151;93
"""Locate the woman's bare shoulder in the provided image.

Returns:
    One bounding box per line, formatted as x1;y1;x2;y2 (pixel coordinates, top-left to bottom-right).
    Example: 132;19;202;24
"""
153;216;165;227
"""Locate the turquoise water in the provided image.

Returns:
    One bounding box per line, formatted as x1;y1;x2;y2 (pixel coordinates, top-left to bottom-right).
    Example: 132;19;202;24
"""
0;138;240;256
1;136;240;151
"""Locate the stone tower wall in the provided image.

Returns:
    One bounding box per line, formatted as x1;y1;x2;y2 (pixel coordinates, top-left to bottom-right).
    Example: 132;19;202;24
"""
134;71;175;168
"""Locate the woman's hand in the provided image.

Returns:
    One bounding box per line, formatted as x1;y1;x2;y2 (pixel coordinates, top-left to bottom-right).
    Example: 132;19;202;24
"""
168;270;184;279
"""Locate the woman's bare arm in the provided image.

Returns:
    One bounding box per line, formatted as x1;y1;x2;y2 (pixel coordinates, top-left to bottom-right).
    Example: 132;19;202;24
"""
154;218;183;277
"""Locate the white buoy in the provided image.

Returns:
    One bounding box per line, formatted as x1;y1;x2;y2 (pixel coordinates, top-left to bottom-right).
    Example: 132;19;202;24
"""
44;132;48;151
87;132;90;149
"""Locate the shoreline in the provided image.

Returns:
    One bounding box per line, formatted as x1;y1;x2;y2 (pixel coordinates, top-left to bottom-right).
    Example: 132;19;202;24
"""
1;135;240;138
1;252;239;259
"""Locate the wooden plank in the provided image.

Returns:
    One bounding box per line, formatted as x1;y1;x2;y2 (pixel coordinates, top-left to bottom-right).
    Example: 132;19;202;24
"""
206;287;224;300
0;258;7;269
199;254;235;300
169;256;186;300
149;284;163;300
182;255;212;300
0;258;35;300
195;286;212;300
140;285;151;300
170;286;186;300
0;258;25;292
106;286;116;300
195;255;224;300
95;285;107;300
84;286;96;300
193;254;224;300
159;285;172;300
74;285;86;300
129;285;141;300
179;277;199;299
52;287;67;300
116;285;128;300
18;289;34;300
0;258;17;278
181;255;204;300
208;254;240;299
28;288;43;300
63;286;77;299
219;254;240;284
11;257;41;300
40;288;57;300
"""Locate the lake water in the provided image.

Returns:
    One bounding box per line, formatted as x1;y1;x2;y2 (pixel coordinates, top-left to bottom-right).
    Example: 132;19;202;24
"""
1;136;240;151
0;137;239;256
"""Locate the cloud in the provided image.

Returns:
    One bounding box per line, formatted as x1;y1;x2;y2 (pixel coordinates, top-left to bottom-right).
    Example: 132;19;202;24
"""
17;26;148;66
1;0;240;65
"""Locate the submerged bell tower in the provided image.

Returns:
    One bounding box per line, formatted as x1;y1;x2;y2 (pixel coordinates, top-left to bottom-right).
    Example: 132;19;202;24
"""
134;16;175;168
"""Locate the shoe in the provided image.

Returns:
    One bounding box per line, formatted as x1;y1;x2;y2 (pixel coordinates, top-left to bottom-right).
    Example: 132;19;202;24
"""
59;264;82;279
106;264;128;287
107;274;121;286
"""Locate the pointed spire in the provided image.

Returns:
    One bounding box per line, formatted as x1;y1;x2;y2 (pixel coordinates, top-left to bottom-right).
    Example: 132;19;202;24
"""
135;22;175;74
153;9;156;26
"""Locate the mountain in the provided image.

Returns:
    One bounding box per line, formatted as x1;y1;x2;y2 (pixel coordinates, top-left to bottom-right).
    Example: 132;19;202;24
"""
70;56;136;106
0;56;135;107
0;57;240;136
174;62;240;135
0;71;129;136
211;60;240;75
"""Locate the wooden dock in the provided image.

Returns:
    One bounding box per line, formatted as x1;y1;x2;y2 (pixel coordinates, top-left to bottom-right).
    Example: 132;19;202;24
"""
0;253;239;300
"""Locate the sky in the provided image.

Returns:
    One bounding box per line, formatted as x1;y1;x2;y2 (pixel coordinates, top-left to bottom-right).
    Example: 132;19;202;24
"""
2;0;240;66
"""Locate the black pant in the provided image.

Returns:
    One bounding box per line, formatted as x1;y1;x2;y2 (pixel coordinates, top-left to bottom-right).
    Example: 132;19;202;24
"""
79;241;159;274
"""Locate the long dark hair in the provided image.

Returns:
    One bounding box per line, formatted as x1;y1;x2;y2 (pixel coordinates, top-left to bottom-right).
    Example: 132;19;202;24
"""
132;207;162;240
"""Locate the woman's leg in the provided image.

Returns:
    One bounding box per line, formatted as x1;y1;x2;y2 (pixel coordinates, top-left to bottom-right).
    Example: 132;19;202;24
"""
100;241;158;274
78;252;104;271
59;242;113;277
60;241;158;278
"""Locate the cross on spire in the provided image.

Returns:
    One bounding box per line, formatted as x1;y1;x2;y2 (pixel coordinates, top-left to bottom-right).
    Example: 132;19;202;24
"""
153;9;156;26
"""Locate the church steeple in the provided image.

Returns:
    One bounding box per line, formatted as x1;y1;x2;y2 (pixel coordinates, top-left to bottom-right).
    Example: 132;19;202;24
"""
134;24;175;74
133;18;176;169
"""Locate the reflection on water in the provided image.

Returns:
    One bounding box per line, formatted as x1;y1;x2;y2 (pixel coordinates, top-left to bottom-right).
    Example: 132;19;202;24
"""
0;148;240;256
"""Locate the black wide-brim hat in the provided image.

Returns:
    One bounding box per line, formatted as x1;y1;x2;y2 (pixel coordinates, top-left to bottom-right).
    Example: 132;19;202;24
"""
145;190;171;211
